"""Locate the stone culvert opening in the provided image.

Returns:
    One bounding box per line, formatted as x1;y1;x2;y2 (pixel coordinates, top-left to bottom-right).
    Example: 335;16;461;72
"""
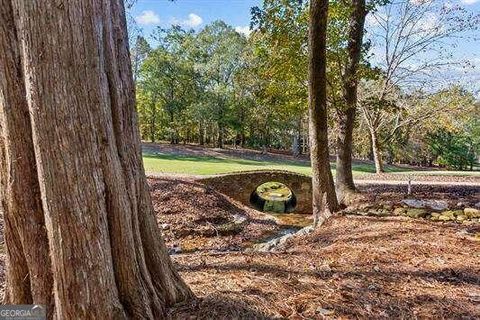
197;170;312;214
250;182;297;213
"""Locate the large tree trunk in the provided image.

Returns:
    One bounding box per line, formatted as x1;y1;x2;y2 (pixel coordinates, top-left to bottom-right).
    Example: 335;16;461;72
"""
217;123;225;148
335;0;367;202
0;1;53;309
308;0;339;227
0;1;192;319
370;128;385;173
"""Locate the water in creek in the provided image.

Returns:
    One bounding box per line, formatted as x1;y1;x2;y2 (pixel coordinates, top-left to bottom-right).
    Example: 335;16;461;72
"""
252;181;297;213
249;181;313;249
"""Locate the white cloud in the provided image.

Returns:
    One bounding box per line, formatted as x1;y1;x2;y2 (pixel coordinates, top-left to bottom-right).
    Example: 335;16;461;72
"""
135;10;160;25
235;26;252;37
171;13;203;28
461;0;479;4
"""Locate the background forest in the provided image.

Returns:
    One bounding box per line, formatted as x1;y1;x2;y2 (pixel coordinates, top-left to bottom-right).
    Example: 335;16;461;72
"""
128;0;480;172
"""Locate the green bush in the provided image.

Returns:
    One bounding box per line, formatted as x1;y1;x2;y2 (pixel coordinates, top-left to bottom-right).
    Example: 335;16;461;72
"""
427;129;477;170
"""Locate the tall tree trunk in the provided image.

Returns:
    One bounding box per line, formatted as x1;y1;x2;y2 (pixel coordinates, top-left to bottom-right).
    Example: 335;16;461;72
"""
308;0;339;227
198;121;205;145
132;41;140;84
0;1;53;310
169;112;176;144
335;0;367;202
292;135;300;157
292;119;302;157
370;128;384;173
368;131;374;160
217;123;224;148
336;107;356;196
150;101;156;142
0;1;192;319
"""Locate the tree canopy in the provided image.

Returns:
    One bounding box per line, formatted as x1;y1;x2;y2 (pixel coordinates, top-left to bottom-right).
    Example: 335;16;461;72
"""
130;0;479;170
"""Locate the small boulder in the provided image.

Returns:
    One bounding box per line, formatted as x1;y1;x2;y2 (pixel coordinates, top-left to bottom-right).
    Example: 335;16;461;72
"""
405;208;428;218
401;199;448;211
382;203;393;210
378;209;391;216
429;200;449;211
430;212;441;221
438;210;463;221
464;208;480;219
393;207;407;216
438;215;453;221
401;199;425;208
368;209;390;216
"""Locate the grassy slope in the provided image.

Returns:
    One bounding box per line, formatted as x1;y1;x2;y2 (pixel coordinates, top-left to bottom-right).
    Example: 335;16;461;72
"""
142;153;410;176
143;151;480;177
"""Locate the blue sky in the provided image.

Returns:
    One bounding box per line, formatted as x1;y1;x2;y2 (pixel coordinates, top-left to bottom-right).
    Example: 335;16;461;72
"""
129;0;261;36
129;0;480;95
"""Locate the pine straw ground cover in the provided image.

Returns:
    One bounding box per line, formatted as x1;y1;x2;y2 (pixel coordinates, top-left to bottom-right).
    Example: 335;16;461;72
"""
169;216;480;319
0;178;479;319
149;178;284;252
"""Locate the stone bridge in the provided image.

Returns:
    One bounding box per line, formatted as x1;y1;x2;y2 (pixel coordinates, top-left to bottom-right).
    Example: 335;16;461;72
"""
197;170;313;214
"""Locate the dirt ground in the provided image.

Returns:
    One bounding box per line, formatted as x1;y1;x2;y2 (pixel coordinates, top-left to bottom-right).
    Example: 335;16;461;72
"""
0;177;479;319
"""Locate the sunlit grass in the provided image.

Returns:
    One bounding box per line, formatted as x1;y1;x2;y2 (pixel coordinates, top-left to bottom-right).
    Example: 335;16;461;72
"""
142;152;414;176
143;153;312;175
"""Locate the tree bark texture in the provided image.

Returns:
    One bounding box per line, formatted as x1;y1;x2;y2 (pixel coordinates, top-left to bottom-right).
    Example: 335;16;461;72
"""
308;0;339;227
335;0;367;201
370;128;385;173
0;0;53;310
217;123;225;148
0;1;192;319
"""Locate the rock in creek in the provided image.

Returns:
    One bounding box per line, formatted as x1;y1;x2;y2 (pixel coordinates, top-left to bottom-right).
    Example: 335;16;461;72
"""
464;208;480;219
401;199;448;211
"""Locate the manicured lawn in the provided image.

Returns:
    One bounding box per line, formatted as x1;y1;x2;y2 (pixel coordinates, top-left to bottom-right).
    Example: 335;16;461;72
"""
143;153;312;175
142;153;408;176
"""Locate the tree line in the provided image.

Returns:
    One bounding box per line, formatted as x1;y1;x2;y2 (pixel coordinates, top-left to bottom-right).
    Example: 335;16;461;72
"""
131;0;480;176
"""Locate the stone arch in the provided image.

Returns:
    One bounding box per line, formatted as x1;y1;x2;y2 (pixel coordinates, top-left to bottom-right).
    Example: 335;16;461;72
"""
197;170;312;214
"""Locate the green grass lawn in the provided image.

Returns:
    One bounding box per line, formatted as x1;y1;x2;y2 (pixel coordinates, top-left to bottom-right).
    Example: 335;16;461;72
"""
143;153;312;175
142;153;410;176
143;152;480;177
